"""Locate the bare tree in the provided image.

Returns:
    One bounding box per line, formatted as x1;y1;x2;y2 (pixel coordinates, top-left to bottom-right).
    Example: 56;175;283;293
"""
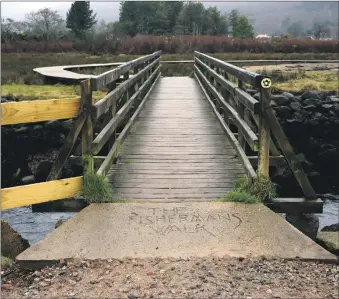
26;8;65;49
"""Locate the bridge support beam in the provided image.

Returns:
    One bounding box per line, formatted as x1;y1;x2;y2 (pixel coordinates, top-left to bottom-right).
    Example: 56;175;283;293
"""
258;87;271;178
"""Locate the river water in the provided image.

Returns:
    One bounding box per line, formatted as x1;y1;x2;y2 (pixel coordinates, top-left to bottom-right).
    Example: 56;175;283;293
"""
2;199;339;246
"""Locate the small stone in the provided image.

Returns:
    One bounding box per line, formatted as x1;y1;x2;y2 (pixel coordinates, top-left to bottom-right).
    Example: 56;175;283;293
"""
1;283;12;290
21;175;35;184
39;281;48;287
34;277;40;282
69;279;77;285
266;289;272;294
33;270;42;277
90;280;98;284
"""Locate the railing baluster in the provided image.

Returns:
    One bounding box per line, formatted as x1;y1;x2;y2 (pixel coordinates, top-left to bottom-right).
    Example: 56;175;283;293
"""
81;80;94;173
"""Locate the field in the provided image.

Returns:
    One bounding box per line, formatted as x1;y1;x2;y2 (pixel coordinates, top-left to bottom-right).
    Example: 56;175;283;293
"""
1;52;338;101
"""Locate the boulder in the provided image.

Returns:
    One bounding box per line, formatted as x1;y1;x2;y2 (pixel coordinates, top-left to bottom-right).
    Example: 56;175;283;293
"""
35;161;53;182
321;104;333;110
329;96;339;103
301;90;320;101
321;223;339;232
1;220;29;259
271;94;290;106
274;106;292;119
303;98;321;107
285;213;319;240
293;112;304;123
303;105;316;111
289;101;302;111
316;232;339;255
281;92;294;100
45;120;61;130
61;119;73;132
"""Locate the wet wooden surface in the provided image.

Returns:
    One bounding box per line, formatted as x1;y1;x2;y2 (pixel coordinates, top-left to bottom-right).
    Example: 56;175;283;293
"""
106;77;245;201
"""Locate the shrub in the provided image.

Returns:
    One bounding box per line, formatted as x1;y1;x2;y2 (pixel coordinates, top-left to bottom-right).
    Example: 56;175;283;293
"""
2;36;338;54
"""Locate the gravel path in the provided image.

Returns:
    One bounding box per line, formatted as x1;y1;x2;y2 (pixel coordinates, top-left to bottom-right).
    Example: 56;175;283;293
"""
2;257;339;299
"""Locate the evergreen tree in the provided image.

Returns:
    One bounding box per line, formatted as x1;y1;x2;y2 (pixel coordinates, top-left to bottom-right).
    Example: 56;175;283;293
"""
229;9;239;34
66;1;97;38
233;16;254;38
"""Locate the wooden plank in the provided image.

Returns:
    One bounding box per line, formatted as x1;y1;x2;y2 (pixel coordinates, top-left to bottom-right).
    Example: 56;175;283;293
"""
1;98;80;125
194;51;263;88
92;60;160;119
91;67;160;155
97;72;161;176
194;73;256;179
91;51;161;91
1;177;82;210
266;198;323;214
261;88;317;199
195;65;258;151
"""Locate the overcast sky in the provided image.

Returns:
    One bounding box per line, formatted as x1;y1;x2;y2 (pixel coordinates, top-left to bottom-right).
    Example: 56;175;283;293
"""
1;1;255;22
1;1;122;21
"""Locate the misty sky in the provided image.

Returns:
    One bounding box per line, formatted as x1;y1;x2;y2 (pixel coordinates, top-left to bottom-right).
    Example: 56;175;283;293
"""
1;1;120;21
1;1;247;22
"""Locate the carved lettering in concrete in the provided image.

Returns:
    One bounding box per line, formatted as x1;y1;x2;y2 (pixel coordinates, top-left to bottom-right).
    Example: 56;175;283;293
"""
128;206;242;237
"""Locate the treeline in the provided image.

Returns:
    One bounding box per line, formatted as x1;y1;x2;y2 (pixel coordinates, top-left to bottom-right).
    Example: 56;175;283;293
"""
1;1;255;46
1;1;338;54
2;36;338;54
118;2;253;38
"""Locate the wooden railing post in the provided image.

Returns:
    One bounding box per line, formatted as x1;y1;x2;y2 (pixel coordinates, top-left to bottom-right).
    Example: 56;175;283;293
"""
258;86;271;178
81;80;94;173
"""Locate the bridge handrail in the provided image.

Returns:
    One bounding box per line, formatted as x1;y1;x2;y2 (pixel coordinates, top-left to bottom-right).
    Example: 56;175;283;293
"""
194;52;318;200
91;51;161;91
194;51;263;88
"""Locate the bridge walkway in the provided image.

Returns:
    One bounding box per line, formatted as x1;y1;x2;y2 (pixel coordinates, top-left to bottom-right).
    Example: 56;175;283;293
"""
106;77;245;202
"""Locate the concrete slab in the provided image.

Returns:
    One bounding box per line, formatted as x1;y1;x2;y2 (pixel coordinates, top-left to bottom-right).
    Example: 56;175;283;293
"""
16;203;337;266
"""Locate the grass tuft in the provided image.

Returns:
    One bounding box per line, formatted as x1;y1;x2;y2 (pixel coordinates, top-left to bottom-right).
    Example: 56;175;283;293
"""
81;172;113;204
1;256;13;268
220;175;277;204
222;190;260;203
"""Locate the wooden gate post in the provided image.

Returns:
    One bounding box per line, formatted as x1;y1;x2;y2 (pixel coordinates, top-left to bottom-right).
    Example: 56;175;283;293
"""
81;80;94;173
258;85;271;178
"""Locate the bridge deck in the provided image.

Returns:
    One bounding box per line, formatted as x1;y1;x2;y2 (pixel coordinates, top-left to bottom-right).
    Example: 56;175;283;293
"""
107;77;245;201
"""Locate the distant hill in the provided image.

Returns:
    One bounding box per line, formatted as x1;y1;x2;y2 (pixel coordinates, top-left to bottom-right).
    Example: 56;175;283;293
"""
208;1;339;37
91;1;338;38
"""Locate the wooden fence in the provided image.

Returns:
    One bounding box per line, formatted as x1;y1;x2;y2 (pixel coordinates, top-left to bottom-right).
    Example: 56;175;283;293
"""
194;51;322;212
1;51;161;210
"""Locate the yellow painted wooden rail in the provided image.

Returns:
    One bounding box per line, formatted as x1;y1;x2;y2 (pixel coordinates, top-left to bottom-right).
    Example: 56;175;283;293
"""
1;177;83;210
1;98;80;125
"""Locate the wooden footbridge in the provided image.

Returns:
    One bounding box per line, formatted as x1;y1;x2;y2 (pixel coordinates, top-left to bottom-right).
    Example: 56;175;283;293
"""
4;51;337;265
1;51;322;213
